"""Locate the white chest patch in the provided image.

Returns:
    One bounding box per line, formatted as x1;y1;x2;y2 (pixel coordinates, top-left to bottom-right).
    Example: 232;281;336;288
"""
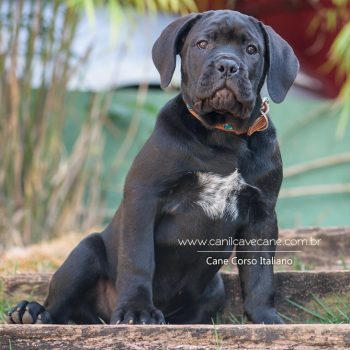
196;170;246;220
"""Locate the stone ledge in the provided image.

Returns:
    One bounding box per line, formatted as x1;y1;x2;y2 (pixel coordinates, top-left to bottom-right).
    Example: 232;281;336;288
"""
1;324;350;350
3;271;350;320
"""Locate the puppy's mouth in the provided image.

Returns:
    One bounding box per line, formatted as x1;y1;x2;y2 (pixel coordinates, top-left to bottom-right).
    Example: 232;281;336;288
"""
213;87;234;100
193;87;248;121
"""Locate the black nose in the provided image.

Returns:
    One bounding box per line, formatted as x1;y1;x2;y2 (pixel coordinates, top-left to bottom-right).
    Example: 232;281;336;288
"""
215;59;239;77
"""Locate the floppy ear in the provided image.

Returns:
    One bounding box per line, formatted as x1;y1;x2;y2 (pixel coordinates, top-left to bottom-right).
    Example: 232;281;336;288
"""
260;24;299;103
152;14;202;89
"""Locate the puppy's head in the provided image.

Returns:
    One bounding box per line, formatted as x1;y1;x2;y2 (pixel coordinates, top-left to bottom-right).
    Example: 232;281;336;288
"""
152;10;299;127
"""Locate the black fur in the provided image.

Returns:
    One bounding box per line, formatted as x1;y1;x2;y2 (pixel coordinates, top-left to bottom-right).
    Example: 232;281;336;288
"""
7;10;298;325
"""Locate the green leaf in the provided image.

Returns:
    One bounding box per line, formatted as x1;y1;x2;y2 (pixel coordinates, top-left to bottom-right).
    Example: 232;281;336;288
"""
286;298;329;322
80;0;96;27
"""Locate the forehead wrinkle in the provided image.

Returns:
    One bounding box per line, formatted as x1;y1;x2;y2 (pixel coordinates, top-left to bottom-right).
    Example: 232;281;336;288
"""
200;27;257;43
197;15;260;43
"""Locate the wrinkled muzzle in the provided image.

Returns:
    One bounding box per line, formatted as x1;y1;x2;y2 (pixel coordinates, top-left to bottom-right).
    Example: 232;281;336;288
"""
192;56;255;119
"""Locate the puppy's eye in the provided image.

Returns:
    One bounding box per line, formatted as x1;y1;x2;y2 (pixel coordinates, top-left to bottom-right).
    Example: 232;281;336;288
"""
246;44;258;55
197;40;208;49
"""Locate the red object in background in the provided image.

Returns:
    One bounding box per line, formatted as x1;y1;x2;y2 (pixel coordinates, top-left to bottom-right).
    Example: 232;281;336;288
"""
196;0;350;99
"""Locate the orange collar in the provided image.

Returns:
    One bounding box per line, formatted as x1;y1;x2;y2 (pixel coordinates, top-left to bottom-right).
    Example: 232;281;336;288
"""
186;97;269;136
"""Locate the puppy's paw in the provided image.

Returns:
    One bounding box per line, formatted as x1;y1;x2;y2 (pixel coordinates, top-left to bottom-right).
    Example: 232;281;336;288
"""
246;306;284;324
110;304;165;325
6;300;52;324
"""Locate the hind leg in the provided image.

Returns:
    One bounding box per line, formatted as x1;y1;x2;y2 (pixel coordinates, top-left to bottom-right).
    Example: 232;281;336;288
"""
6;233;109;324
167;273;225;324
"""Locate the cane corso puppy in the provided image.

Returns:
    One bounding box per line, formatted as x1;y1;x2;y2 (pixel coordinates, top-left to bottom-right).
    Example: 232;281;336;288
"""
6;10;298;325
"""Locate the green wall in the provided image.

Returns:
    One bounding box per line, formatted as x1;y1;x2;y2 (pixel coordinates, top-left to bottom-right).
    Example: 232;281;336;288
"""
63;89;350;228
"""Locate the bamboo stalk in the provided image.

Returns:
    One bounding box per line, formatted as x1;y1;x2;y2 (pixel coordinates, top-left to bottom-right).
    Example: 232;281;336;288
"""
284;153;350;178
279;183;350;198
8;1;24;209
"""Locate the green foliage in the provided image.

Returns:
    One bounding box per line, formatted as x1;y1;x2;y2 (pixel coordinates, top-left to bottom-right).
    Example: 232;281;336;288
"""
0;280;11;324
211;319;222;350
226;296;350;325
330;22;350;137
287;294;350;323
67;0;196;43
67;0;196;17
291;257;315;271
227;313;245;324
317;0;350;137
309;0;349;34
306;1;350;137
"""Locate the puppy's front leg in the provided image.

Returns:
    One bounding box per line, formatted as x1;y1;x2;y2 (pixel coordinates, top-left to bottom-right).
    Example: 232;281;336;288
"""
110;183;165;325
237;211;283;324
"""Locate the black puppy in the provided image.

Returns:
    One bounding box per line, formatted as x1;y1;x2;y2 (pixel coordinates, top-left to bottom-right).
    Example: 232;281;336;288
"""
6;10;298;325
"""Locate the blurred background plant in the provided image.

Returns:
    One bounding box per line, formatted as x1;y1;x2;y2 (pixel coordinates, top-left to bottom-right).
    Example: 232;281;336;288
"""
307;0;350;136
325;0;350;136
0;0;194;250
0;1;105;248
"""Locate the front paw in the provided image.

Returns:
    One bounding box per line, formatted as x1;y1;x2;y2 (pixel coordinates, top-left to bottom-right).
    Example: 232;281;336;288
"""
246;306;284;324
110;303;165;325
6;300;52;324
